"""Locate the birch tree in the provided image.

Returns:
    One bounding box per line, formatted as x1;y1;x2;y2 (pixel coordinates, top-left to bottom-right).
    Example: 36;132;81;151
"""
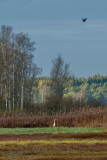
0;25;13;111
0;25;41;112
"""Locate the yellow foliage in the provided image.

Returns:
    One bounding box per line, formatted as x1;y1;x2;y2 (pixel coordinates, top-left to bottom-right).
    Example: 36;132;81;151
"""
38;80;43;89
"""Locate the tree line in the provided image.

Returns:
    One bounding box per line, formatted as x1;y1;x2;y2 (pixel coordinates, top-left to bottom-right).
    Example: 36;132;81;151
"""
0;25;41;112
0;25;107;115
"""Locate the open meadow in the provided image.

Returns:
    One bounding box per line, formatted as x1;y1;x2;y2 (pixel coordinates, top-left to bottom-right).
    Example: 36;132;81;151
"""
0;127;107;160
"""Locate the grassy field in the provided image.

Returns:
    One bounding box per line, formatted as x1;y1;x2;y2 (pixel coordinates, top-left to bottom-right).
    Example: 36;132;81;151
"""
0;127;107;160
0;127;107;134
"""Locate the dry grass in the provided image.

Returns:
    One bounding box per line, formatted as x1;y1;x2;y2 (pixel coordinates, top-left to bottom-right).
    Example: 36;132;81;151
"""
0;139;106;160
0;106;106;128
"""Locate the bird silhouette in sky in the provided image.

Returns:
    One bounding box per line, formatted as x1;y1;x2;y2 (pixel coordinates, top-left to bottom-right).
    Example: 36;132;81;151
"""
82;18;87;22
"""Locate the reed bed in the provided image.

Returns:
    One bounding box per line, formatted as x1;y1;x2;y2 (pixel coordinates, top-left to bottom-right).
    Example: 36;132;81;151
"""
0;106;106;128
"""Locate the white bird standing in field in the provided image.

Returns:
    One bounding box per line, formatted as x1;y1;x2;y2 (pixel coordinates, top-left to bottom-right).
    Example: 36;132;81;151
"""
53;119;56;127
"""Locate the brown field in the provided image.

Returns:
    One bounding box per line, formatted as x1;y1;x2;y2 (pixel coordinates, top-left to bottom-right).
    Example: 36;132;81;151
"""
0;132;107;160
0;132;107;141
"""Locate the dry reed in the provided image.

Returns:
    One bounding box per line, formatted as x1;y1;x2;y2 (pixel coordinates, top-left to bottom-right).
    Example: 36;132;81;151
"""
0;106;106;128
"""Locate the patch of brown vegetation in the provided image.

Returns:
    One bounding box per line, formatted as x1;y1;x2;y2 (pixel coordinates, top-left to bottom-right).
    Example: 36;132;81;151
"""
0;107;106;128
0;142;107;160
0;132;106;141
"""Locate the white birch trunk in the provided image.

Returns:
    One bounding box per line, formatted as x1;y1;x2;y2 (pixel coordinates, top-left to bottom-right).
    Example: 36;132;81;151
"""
2;44;8;110
0;76;2;96
21;85;24;109
8;80;11;110
21;63;24;110
5;84;8;110
13;63;15;110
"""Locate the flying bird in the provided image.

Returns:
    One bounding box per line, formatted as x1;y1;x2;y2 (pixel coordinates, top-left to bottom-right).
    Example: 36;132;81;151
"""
82;18;87;22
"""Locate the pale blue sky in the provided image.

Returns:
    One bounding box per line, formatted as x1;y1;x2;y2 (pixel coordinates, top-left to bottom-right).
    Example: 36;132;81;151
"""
0;0;107;78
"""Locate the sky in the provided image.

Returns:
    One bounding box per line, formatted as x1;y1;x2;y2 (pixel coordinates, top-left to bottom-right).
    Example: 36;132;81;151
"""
0;0;107;78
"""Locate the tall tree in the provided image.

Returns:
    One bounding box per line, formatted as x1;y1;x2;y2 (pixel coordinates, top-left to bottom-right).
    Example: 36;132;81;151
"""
0;25;41;112
0;25;13;110
50;54;70;98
